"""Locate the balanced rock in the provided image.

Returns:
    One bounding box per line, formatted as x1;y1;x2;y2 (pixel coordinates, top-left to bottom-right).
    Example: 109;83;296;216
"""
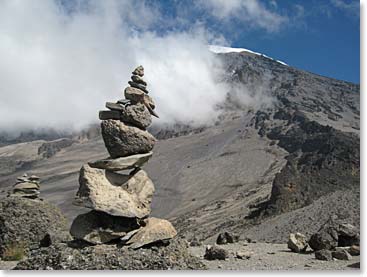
120;103;152;129
132;65;144;76
128;81;148;94
124;87;158;117
131;74;147;86
124;217;177;249
88;152;153;171
70;210;141;244
74;165;155;218
101;119;156;158
101;103;152;129
287;232;308;253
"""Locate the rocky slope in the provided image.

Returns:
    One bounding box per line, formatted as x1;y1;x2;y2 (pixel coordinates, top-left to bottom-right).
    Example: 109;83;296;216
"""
0;50;359;250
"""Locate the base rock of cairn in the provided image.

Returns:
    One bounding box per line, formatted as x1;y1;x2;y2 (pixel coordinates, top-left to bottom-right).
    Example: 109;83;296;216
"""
70;66;177;249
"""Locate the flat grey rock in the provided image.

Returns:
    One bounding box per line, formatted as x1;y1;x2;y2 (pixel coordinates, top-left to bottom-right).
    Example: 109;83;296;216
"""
74;165;155;218
131;75;147;86
88;152;153;171
13;182;39;190
99;110;121;120
128;81;148;94
105;102;124;111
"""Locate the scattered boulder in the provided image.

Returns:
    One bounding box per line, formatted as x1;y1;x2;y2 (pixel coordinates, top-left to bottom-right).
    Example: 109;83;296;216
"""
124;217;177;249
287;232;308;253
204;245;228;260
236;251;252;260
74;165;155;218
189;237;202;247
70;210;141;244
0;196;70;259
216;232;239;244
337;223;359;247
348;245;360;256
88;152;153;171
332;249;352;260
309;217;359;251
101;119;156;158
315;249;333;261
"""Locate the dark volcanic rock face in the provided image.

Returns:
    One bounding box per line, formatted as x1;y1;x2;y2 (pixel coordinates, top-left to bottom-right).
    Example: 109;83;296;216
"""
263;112;359;215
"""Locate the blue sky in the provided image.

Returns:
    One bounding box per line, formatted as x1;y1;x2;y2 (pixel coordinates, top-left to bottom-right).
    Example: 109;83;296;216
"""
149;0;360;84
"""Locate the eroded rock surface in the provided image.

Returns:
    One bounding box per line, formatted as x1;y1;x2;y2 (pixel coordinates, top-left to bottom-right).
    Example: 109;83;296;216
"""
74;165;155;218
101;119;156;158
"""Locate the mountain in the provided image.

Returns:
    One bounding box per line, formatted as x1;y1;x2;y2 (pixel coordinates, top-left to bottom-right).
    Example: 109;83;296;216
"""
0;47;359;245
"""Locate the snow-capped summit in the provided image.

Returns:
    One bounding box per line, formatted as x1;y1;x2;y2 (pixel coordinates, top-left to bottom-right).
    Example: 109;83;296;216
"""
208;45;288;66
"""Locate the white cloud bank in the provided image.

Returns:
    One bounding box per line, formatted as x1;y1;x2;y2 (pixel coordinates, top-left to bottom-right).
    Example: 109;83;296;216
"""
0;0;231;132
0;0;287;133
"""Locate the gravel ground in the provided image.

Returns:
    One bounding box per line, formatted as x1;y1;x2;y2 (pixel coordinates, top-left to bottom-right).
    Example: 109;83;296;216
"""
189;242;360;270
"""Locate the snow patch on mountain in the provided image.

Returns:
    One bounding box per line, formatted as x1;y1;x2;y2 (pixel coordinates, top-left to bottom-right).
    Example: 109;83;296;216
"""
209;45;288;66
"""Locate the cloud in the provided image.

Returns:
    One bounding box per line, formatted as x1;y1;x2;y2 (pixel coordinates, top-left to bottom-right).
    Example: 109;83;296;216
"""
331;0;359;17
0;0;232;133
196;0;288;32
0;0;286;134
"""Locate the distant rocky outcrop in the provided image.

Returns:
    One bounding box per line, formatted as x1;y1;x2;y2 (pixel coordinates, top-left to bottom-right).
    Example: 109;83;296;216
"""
0;174;69;259
38;138;74;158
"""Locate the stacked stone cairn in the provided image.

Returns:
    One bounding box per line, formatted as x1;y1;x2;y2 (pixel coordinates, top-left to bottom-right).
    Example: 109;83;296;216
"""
8;173;41;199
70;66;177;249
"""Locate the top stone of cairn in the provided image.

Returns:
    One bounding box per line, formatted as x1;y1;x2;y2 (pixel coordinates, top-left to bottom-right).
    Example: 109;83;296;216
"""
132;65;144;77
